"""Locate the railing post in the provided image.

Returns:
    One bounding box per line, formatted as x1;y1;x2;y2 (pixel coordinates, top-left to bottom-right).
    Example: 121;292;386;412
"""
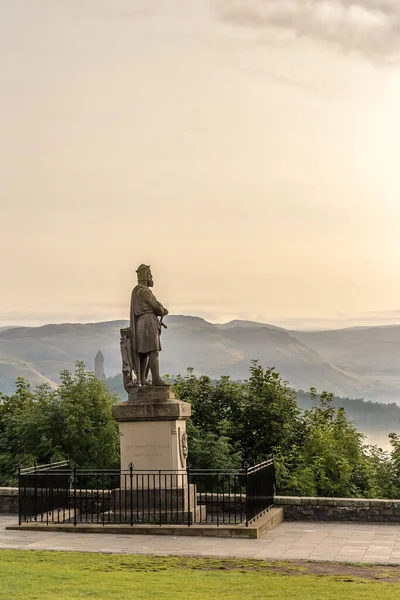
187;464;191;527
245;463;249;527
18;464;22;526
159;470;162;526
73;465;77;526
33;462;38;522
272;456;276;496
129;463;133;526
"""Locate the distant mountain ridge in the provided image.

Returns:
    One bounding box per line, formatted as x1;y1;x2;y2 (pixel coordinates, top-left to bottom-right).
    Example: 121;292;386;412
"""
0;316;399;401
0;358;57;392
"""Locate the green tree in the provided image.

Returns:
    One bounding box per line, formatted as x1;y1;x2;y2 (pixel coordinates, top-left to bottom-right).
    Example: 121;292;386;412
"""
55;362;120;469
273;445;316;496
365;444;398;499
388;433;400;494
291;389;373;497
174;368;243;469
0;362;120;485
239;362;303;465
0;378;39;483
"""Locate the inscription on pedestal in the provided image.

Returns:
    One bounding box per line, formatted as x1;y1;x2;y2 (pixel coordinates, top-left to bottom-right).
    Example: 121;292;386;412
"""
129;443;170;459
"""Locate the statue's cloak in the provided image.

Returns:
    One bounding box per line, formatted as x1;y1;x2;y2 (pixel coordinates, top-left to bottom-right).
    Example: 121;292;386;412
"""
129;288;141;385
128;284;166;386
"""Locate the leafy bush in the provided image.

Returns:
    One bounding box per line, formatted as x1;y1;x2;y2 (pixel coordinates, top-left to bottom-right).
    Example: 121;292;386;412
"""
0;362;119;485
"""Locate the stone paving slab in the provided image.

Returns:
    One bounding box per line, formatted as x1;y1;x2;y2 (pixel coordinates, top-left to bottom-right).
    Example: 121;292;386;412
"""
1;515;400;563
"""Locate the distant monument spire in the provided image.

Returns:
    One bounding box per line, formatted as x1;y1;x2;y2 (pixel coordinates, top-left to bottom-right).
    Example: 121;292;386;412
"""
95;350;105;380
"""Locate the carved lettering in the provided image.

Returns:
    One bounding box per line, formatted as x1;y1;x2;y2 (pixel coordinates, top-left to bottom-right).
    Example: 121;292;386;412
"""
133;444;170;449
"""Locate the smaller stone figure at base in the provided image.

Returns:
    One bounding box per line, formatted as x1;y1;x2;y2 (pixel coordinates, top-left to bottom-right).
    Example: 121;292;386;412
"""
121;264;169;389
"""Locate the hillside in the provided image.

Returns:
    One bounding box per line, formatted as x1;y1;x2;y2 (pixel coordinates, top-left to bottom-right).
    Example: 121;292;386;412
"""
0;321;128;386
0;316;398;401
0;358;57;395
161;318;396;399
293;326;400;394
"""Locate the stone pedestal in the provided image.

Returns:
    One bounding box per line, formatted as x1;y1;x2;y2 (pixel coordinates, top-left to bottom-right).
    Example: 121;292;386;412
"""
112;386;191;482
111;386;205;523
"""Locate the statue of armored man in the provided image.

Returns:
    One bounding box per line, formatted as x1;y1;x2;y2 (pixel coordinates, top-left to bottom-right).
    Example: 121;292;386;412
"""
120;264;169;390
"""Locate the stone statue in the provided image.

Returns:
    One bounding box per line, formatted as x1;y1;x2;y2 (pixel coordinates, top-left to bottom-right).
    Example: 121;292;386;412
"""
121;264;169;390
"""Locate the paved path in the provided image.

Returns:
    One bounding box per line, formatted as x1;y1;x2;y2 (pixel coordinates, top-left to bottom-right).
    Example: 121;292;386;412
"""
2;515;400;564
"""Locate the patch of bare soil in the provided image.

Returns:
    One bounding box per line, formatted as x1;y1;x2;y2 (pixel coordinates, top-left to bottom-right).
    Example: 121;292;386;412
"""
299;560;400;582
177;557;400;582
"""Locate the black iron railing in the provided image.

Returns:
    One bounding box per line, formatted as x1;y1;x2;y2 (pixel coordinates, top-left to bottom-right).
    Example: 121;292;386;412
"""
18;460;275;527
18;461;71;525
246;459;276;523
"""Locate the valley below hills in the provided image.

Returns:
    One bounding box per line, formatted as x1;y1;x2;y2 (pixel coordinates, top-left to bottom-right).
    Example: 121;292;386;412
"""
0;316;399;406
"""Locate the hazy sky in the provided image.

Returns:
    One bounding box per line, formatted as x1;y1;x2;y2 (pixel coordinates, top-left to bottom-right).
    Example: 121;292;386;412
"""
2;0;400;329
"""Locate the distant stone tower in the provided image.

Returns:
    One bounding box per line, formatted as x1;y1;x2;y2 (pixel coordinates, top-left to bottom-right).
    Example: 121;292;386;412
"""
95;350;106;380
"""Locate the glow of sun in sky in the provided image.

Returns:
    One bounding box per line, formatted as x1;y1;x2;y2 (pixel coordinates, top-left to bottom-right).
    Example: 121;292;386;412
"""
1;0;400;329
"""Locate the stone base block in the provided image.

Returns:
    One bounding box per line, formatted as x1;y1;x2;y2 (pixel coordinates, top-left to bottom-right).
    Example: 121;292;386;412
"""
111;484;197;513
10;508;283;538
112;386;191;422
110;483;204;524
105;505;207;525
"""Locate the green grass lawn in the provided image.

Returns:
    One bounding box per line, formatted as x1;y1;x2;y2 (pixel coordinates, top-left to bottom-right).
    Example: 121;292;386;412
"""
1;549;400;599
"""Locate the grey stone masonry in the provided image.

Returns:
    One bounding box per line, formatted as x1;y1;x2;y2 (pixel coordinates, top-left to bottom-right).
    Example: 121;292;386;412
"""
0;488;19;514
112;386;191;422
275;496;400;522
3;487;400;523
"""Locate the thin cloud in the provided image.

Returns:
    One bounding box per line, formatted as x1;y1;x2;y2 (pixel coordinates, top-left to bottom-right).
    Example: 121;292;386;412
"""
73;0;154;21
217;0;400;62
246;68;318;92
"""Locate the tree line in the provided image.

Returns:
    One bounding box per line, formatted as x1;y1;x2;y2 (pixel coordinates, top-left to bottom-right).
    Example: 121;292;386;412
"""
296;390;400;435
106;373;400;437
1;361;400;498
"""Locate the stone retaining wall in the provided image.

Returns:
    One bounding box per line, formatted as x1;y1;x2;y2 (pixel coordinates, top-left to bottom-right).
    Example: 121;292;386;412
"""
275;496;400;522
2;487;400;523
0;488;111;516
0;488;18;514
